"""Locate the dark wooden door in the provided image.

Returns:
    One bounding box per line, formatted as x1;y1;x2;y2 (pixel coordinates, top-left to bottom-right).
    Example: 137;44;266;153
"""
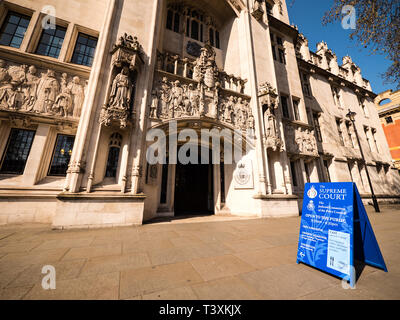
174;161;213;215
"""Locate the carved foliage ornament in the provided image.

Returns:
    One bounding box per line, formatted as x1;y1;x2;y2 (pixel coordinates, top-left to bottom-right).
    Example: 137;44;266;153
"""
0;59;86;119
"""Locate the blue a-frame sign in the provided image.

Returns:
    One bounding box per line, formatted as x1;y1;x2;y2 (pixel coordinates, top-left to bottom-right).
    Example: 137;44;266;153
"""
296;182;387;287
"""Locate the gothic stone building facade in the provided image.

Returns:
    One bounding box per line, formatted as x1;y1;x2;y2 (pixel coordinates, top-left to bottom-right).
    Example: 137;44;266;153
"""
0;0;399;228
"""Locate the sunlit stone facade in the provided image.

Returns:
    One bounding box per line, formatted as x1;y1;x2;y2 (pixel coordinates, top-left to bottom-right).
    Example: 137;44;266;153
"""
0;0;399;228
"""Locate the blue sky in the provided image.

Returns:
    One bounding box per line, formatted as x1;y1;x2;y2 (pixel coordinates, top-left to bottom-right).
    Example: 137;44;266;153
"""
287;0;394;94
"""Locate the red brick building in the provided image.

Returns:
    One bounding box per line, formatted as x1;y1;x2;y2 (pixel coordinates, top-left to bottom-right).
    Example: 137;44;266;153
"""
376;90;400;170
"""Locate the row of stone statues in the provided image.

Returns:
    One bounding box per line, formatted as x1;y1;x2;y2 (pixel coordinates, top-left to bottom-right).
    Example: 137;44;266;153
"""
150;77;255;131
0;59;86;118
285;124;318;156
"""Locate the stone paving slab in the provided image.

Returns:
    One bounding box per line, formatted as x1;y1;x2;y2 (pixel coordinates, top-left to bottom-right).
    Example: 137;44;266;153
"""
0;205;399;300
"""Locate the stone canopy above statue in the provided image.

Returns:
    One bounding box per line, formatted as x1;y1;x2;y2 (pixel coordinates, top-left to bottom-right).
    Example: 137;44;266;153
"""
111;33;144;71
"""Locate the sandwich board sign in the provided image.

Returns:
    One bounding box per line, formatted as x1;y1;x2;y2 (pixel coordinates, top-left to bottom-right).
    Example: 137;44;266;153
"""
296;182;387;287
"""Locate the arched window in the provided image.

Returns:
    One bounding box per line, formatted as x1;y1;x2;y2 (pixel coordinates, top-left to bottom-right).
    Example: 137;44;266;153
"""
379;98;392;106
166;5;220;49
105;133;122;178
166;9;180;33
191;19;200;41
208;27;220;49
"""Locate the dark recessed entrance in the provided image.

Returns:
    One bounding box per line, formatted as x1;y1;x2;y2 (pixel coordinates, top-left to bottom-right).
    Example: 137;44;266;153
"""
174;147;214;216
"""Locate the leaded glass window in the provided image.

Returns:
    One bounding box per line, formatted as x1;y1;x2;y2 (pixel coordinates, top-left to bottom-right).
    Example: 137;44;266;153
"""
48;134;75;176
35;25;67;58
0;129;35;175
0;11;31;48
71;33;98;67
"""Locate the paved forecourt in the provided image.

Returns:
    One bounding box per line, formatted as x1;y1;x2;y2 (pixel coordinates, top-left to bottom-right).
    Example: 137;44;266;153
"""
0;205;399;300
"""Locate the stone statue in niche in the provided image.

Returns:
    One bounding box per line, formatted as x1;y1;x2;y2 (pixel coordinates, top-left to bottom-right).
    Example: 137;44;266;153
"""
109;66;132;110
234;97;244;127
100;66;134;128
149;90;159;119
264;102;283;151
263;104;277;138
223;96;235;124
247;109;255;135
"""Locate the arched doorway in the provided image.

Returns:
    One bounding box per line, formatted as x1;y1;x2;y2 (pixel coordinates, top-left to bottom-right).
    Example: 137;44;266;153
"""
151;118;256;218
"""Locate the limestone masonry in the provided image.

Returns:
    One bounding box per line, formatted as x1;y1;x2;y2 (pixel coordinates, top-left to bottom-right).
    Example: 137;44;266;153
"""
0;0;399;228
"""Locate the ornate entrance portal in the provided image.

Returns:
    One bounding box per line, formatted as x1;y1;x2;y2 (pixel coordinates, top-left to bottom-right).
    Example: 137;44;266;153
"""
174;146;214;216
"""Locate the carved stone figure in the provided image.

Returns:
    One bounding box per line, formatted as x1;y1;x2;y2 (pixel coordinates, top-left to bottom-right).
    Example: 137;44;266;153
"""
264;105;277;138
54;86;72;117
114;33;142;52
23;65;39;111
247;110;255;136
149;90;159;118
209;83;220;119
159;77;171;119
109;66;132;110
69;76;84;118
60;73;68;92
192;45;218;90
182;85;191;116
171;80;183;118
224;96;235;124
284;124;318;155
150;72;251;130
0;59;15;109
234;97;244;127
0;59;87;119
188;83;199;116
35;69;60;114
8;64;27;109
